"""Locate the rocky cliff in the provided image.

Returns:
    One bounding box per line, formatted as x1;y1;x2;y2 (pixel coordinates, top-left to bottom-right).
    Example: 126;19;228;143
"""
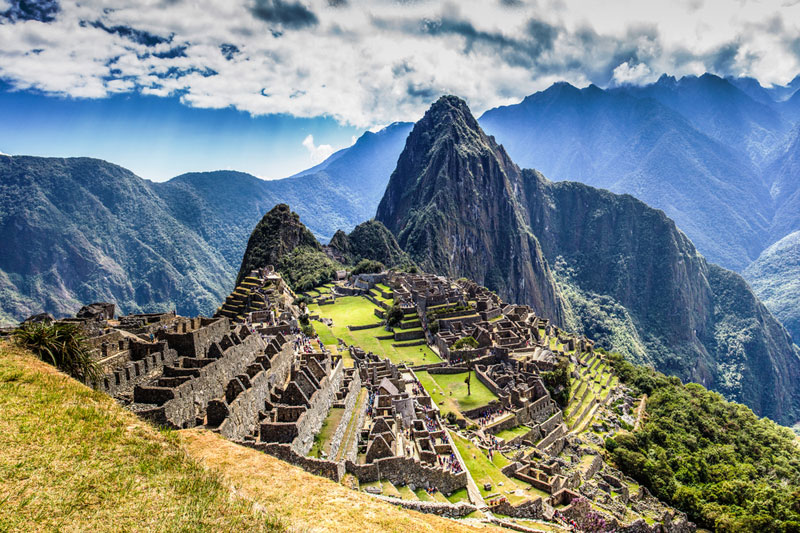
375;96;563;324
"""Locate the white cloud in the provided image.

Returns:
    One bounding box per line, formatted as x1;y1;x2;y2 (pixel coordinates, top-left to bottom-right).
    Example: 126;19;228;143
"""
1;0;799;127
302;134;334;164
611;61;655;86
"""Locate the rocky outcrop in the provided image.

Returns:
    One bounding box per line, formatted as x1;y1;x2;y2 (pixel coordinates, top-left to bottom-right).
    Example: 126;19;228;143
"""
326;219;411;268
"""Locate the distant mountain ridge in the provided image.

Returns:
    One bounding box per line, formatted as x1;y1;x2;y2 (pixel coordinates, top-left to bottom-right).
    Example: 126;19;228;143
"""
0;122;412;323
376;95;800;425
476;73;800;344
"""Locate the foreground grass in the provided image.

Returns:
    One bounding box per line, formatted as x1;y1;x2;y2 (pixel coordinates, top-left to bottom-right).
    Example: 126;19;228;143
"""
0;341;284;533
180;429;511;533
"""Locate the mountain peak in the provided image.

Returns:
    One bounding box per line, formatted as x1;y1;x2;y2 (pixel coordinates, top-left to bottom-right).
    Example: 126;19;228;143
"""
420;95;481;136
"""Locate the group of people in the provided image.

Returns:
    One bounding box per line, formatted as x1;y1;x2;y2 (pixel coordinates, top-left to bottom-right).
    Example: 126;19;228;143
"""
439;452;462;474
423;414;439;434
477;406;506;427
293;333;317;354
365;389;377;419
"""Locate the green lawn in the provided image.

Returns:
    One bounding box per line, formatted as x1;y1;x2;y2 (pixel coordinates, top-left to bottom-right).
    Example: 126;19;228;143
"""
419;371;497;417
495;425;531;442
308;296;440;366
311;321;338;345
445;488;470;504
449;432;530;504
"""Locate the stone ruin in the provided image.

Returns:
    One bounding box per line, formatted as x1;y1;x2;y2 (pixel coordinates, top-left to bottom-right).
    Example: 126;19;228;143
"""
20;266;693;532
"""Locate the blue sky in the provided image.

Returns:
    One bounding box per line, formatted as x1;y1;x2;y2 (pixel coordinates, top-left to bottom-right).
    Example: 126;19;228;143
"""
0;83;360;181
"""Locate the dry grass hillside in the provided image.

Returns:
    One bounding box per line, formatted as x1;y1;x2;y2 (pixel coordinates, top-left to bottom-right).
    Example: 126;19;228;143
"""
0;341;508;533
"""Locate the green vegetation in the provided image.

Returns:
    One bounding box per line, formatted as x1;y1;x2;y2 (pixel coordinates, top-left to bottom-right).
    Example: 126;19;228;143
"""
328;219;413;269
308;296;440;366
311;321;338;346
351;258;384;276
417;371;497;417
13;322;101;385
385;304;405;327
605;352;800;532
495;425;531;442
540;357;571;408
277;248;341;292
449;432;531;504
452;336;478;350
0;342;285;532
309;407;345;458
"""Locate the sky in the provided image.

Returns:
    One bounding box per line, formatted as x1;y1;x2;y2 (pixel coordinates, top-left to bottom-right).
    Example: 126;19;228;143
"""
2;0;800;180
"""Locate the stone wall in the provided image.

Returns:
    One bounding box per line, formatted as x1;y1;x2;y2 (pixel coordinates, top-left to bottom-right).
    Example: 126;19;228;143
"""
242;441;344;482
370;494;476;518
348;323;383;331
462;400;503;420
216;340;295;441
485;414;519;435
537;411;562;436
135;333;266;428
427;365;469;375
489;496;544;519
161;318;229;358
537;423;565;450
346;456;467;495
584;455;604;480
394;329;424;341
101;346;178;396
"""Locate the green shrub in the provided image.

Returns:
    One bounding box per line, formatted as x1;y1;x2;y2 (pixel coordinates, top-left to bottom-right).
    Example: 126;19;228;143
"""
385;305;405;327
605;350;800;531
452;336;478;350
351;259;384;276
13;322;101;385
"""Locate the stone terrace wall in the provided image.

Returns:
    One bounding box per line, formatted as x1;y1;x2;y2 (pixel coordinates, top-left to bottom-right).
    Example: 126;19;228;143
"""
327;371;362;460
427;365;469;374
489;496;544;519
292;359;344;455
136;333;265;428
371;494;476;518
346;456;467;495
217;339;295;441
537;424;566;450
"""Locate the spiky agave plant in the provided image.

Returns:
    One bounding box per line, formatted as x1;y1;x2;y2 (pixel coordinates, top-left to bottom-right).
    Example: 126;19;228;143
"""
13;322;101;386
